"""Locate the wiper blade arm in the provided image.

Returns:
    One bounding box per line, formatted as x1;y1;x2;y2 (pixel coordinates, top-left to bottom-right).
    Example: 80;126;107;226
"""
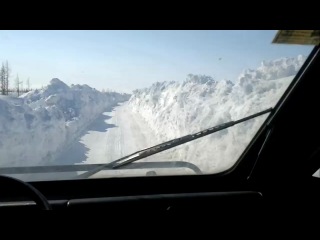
77;108;272;178
112;108;273;169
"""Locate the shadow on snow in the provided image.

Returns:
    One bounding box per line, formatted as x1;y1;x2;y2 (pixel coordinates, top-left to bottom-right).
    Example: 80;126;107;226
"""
54;111;117;166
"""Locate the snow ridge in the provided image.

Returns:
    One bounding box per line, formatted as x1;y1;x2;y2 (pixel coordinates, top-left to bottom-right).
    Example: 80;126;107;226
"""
129;55;306;173
0;79;130;167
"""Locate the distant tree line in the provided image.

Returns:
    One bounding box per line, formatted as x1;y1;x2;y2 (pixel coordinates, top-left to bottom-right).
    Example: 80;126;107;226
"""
0;61;33;96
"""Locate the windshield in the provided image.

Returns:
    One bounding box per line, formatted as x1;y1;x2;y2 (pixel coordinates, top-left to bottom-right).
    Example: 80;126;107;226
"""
0;30;314;181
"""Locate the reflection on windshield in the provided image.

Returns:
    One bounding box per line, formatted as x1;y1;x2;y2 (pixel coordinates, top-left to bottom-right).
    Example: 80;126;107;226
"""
0;30;314;180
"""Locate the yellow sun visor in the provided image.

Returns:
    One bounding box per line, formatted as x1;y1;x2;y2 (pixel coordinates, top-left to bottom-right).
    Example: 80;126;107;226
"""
272;30;320;45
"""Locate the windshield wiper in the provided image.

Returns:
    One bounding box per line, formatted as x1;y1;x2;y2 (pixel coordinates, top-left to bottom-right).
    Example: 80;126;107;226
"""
76;108;273;179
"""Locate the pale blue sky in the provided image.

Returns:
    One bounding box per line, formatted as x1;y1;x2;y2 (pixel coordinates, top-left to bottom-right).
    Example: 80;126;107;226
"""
0;30;313;92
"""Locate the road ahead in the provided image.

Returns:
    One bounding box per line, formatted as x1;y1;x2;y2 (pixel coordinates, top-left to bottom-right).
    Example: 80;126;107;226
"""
54;102;196;179
56;102;159;165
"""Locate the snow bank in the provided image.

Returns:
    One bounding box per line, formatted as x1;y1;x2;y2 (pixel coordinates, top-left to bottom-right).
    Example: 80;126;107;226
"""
0;79;130;167
129;55;307;173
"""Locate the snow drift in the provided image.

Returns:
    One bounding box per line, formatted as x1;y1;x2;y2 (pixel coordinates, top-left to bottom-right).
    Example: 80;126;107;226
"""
0;79;130;167
129;55;307;173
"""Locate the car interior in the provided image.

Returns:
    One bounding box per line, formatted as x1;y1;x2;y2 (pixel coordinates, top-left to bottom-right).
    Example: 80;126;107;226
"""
0;32;319;227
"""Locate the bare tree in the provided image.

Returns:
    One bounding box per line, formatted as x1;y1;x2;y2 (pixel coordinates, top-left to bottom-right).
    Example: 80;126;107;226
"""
15;74;22;97
0;61;11;95
5;61;10;95
0;63;5;95
21;80;24;92
26;78;30;90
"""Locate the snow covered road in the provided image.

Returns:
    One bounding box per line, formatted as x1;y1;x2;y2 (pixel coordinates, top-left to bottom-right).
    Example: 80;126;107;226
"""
52;102;198;179
55;102;159;165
